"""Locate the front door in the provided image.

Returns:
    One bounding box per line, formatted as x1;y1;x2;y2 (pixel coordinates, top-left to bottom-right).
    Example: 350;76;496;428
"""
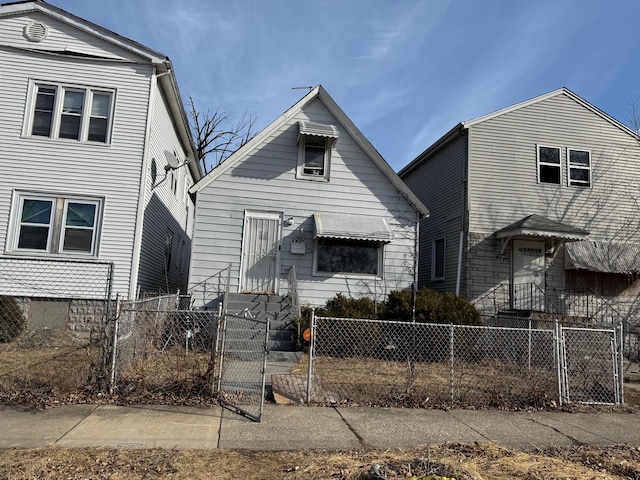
240;211;282;294
512;240;545;310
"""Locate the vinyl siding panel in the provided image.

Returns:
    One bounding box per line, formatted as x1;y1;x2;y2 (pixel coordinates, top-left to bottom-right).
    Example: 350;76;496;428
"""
0;12;146;62
190;99;418;308
463;92;640;308
137;84;195;295
0;46;152;297
401;133;465;293
467;93;640;241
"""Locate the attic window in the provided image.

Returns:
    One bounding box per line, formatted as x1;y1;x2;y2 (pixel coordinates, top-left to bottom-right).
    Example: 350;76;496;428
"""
24;22;48;42
297;121;338;182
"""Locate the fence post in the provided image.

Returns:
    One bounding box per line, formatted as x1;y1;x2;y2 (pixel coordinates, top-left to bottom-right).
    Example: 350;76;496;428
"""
528;318;532;370
259;317;270;421
307;307;316;404
619;321;625;405
108;294;121;394
554;320;564;406
450;324;454;404
210;303;223;396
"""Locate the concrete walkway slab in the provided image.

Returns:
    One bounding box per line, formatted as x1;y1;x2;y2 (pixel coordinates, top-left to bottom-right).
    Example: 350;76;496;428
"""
534;412;640;445
218;404;361;450
57;405;221;449
448;410;575;450
337;407;485;449
0;404;95;448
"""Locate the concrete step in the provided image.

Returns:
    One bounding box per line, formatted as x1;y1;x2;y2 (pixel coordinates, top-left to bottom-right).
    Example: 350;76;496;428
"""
224;292;297;354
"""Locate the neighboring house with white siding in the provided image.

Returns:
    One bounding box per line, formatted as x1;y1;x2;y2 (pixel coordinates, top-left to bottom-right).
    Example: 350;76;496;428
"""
0;1;200;337
400;88;640;323
188;85;429;310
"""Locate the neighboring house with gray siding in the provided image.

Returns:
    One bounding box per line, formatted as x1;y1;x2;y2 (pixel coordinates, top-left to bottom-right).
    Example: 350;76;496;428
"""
189;86;429;309
400;88;640;322
0;1;200;337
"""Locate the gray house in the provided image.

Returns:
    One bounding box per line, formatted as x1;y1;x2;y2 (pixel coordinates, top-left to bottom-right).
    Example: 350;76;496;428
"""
400;88;640;322
189;86;429;310
0;1;201;337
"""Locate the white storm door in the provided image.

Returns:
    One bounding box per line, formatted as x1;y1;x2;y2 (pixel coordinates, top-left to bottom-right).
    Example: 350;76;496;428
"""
240;211;282;294
512;240;545;310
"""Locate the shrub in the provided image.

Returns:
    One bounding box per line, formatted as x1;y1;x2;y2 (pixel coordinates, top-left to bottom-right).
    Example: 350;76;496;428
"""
384;288;481;326
315;293;379;319
304;294;381;357
0;296;26;343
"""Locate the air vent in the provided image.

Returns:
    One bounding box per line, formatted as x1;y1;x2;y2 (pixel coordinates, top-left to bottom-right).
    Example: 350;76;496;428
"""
24;22;48;42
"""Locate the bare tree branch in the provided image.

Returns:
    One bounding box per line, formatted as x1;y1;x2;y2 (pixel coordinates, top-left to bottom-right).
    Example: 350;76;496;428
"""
187;95;256;173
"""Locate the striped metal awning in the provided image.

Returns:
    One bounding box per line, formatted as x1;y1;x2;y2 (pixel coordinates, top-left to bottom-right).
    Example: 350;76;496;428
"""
495;214;589;240
313;213;392;242
298;120;339;139
566;241;640;274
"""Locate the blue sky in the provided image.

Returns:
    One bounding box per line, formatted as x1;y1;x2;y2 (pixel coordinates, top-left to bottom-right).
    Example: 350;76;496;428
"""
52;0;640;171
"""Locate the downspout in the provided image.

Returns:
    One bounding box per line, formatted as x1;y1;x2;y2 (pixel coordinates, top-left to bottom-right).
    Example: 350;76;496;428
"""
128;69;160;299
412;209;420;322
455;127;469;297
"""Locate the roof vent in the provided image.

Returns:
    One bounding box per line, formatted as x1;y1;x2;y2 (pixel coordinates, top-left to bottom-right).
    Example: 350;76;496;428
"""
24;22;48;42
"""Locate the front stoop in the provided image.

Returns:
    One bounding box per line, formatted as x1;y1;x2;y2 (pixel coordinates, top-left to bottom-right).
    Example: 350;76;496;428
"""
225;293;298;352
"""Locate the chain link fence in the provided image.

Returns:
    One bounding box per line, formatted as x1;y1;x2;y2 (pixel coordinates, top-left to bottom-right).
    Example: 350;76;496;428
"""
0;257;113;404
305;316;623;408
217;313;269;422
109;295;219;401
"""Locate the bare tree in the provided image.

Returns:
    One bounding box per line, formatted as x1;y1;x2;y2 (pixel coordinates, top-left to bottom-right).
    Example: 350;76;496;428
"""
187;95;256;173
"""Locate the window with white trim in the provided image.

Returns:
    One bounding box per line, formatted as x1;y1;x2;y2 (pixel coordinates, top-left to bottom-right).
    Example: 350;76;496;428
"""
568;149;591;187
537;145;561;184
315;238;382;275
298;135;331;180
26;82;114;143
432;237;445;281
11;193;102;256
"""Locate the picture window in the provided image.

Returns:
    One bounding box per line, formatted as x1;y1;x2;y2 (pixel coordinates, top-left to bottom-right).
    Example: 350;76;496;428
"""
315;238;381;275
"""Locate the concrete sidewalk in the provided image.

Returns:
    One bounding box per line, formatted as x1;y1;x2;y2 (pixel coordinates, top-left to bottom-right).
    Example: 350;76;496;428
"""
2;403;640;451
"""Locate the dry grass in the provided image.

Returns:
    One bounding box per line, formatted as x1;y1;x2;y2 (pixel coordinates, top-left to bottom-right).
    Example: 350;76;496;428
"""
0;342;98;400
294;355;562;409
1;443;639;479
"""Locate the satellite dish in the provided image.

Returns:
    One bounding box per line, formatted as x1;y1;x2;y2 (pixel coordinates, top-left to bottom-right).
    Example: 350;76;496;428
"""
164;150;180;170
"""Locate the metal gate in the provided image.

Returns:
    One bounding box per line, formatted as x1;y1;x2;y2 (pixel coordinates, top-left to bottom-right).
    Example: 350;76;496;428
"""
217;312;269;422
557;324;623;405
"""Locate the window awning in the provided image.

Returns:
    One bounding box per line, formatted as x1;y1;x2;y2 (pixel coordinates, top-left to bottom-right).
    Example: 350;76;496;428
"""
566;241;640;274
313;213;392;242
495;214;589;241
298;120;339;139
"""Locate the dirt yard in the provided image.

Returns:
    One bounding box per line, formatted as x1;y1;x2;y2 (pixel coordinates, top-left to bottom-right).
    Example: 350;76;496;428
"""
1;443;640;479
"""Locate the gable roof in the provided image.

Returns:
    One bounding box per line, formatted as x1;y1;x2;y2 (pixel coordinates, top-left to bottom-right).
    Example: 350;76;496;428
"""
0;0;201;181
462;88;639;138
399;87;639;179
190;85;429;217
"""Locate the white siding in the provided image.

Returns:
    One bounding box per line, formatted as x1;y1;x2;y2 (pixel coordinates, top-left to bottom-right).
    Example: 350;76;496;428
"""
189;99;417;308
0;46;152;297
0;12;146;62
401;133;466;293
